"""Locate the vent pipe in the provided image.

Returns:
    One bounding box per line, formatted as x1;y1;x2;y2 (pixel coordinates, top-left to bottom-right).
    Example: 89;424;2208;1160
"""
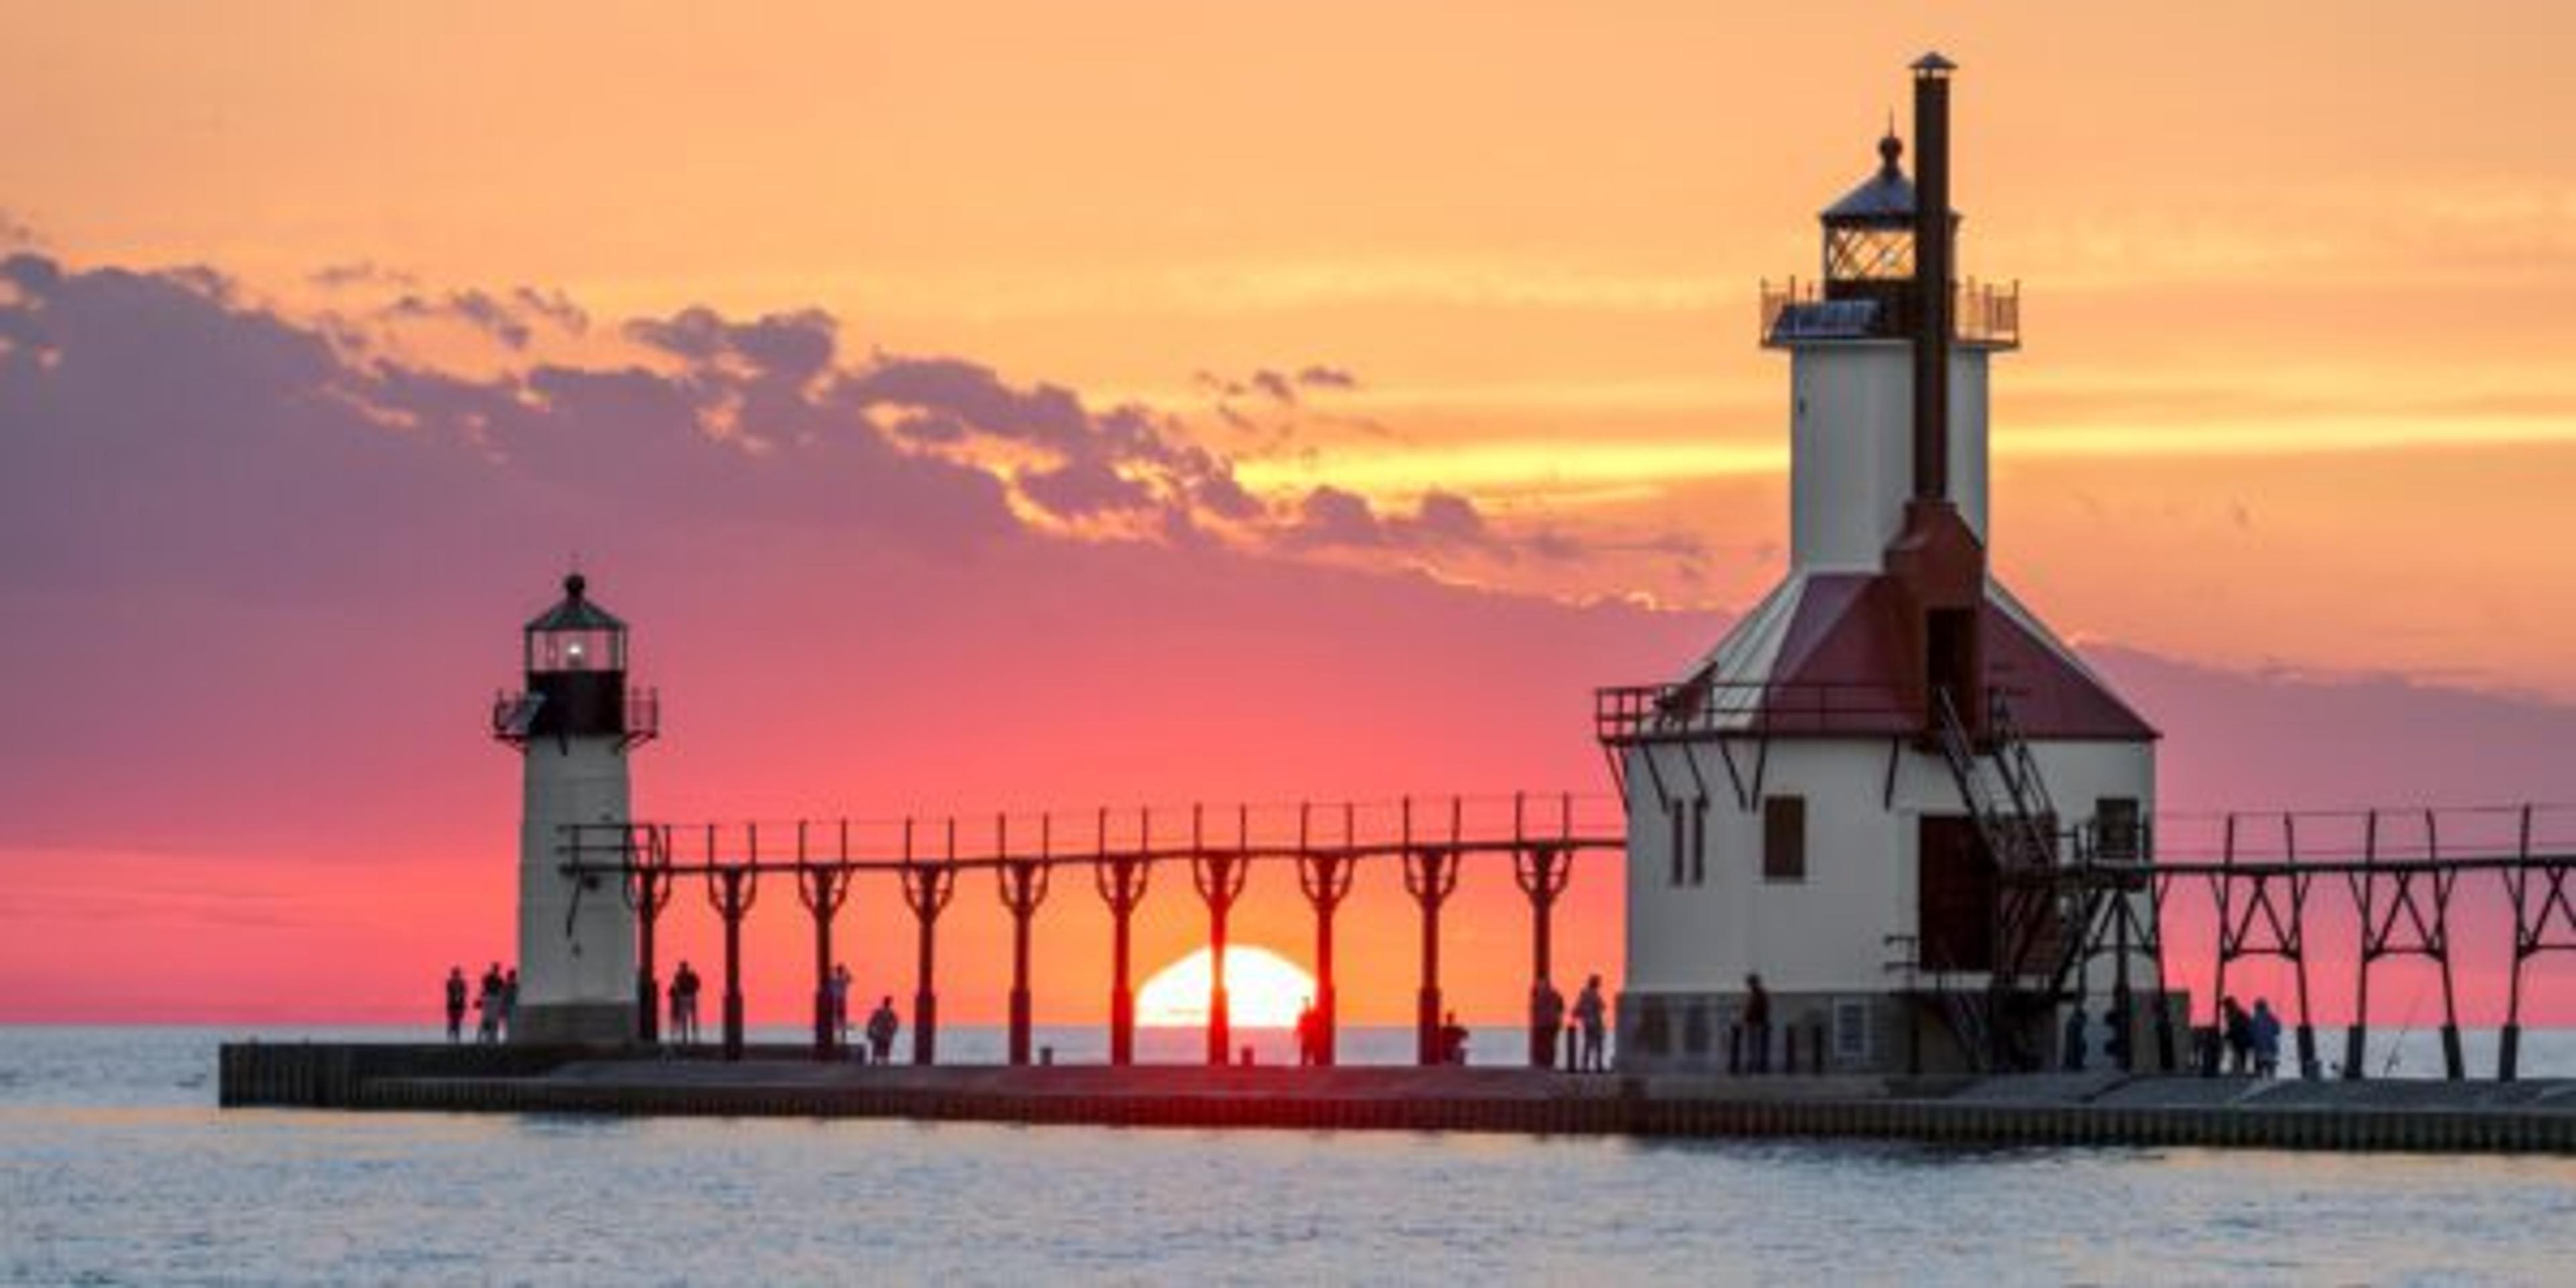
1911;52;1955;502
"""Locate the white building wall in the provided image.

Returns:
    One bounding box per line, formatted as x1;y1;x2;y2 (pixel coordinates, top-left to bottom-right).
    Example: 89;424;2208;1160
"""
1623;737;2155;997
1787;343;1992;572
517;736;637;1012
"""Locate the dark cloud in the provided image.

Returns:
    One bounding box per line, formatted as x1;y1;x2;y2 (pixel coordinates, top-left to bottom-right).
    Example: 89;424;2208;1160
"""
1295;365;1358;390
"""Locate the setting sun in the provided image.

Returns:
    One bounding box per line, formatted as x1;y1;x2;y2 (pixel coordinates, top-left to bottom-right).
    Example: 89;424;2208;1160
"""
1135;947;1316;1028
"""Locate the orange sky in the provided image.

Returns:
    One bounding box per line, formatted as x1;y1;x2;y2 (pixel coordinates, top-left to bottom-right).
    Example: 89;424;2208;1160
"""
5;5;2575;1024
8;4;2576;692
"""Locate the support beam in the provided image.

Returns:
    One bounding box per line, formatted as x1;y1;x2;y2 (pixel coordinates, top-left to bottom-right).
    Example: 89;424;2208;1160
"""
1295;802;1358;1067
1190;805;1250;1066
796;821;854;1061
1403;798;1465;1065
705;849;759;1062
1513;794;1576;1069
1093;807;1152;1067
899;819;957;1066
996;814;1052;1067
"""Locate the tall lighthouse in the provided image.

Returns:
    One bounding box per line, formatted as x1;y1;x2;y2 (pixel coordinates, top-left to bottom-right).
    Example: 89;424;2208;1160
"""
1599;56;2163;1074
491;573;657;1043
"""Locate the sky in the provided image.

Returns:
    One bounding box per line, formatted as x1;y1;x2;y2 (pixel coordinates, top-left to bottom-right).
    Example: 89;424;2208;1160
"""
3;3;2575;1025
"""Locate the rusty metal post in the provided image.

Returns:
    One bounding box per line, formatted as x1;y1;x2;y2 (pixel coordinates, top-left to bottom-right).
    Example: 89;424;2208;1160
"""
1190;804;1250;1066
621;824;675;1044
2285;816;2319;1080
1295;801;1358;1066
1093;806;1152;1067
706;826;760;1061
1513;794;1576;1069
2502;806;2535;1081
996;814;1053;1067
900;818;957;1066
1403;798;1464;1065
2344;811;2378;1079
795;820;853;1061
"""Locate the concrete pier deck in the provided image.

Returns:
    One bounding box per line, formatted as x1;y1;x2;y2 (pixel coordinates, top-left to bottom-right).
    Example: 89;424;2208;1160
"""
218;1043;2576;1154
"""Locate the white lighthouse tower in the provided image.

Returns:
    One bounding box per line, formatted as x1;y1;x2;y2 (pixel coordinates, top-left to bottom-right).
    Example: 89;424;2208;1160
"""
1599;56;2163;1074
492;572;657;1043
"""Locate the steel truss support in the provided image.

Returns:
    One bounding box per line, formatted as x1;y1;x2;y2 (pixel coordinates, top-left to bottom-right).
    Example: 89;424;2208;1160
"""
2503;806;2576;1080
1294;802;1358;1067
619;824;676;1044
1513;802;1576;1069
2343;810;2465;1080
1189;805;1251;1066
1092;807;1152;1068
899;820;957;1066
703;826;761;1061
996;814;1053;1067
1403;798;1466;1066
794;821;855;1060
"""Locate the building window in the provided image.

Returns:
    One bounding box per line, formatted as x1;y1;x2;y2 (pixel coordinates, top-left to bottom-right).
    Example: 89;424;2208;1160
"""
2095;797;2142;861
1690;795;1709;886
1763;795;1806;882
1667;799;1684;886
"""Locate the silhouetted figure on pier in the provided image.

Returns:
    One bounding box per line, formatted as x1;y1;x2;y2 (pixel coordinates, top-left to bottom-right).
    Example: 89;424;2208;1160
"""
670;961;702;1045
2221;997;2253;1075
1533;981;1566;1069
1743;973;1773;1074
1294;998;1320;1066
866;996;900;1065
1574;975;1608;1072
443;966;468;1044
476;963;504;1044
829;963;853;1046
1439;1011;1470;1065
2062;1004;2089;1071
500;969;519;1041
2251;999;2283;1078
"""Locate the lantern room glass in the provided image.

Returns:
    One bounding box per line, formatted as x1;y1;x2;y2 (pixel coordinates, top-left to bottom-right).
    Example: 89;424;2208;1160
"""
527;626;625;674
1825;225;1915;282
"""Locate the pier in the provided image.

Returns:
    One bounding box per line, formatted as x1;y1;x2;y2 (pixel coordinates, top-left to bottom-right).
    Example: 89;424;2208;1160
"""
218;1044;2576;1154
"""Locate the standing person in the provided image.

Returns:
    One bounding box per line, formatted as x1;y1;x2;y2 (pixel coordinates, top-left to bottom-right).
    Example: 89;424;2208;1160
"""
667;963;691;1045
1532;980;1566;1069
476;963;504;1044
1574;975;1609;1072
500;969;519;1042
1438;1011;1470;1065
2251;998;2284;1078
866;996;900;1065
443;966;469;1044
1742;973;1774;1074
1293;998;1320;1066
829;963;853;1048
2221;996;2253;1075
675;962;702;1045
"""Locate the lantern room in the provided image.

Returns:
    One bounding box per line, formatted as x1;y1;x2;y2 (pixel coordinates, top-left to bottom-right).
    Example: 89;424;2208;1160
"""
494;572;655;746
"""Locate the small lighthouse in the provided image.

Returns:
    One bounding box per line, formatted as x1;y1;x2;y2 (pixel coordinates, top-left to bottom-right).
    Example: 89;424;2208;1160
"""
492;572;657;1042
1599;56;2161;1073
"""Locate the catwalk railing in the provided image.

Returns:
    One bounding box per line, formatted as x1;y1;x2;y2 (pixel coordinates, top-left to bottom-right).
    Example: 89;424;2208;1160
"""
2040;808;2576;1081
558;793;1625;1069
559;794;2576;1083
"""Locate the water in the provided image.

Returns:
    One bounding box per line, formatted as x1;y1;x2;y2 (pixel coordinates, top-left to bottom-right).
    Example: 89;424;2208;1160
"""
7;1028;2576;1285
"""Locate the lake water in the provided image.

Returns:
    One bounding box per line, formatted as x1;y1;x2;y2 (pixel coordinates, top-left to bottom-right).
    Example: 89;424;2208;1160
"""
5;1026;2576;1285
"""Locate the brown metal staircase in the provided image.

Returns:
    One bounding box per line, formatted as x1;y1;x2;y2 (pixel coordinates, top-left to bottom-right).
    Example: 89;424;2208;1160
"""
1927;688;2088;1070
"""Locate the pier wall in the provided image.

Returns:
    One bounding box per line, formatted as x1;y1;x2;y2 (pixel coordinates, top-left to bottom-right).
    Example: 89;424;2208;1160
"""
219;1044;2576;1154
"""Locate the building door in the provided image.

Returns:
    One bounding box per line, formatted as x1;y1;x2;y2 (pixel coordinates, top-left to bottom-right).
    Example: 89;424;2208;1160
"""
1918;815;1994;972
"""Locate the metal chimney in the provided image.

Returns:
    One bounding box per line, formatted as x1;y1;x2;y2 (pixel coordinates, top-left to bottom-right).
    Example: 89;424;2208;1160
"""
1911;52;1955;502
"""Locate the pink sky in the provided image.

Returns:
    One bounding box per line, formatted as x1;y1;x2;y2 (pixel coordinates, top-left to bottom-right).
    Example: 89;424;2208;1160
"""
2;7;2573;1024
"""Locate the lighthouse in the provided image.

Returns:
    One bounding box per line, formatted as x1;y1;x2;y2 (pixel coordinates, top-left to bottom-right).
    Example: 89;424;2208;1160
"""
1598;56;2163;1073
491;573;657;1043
